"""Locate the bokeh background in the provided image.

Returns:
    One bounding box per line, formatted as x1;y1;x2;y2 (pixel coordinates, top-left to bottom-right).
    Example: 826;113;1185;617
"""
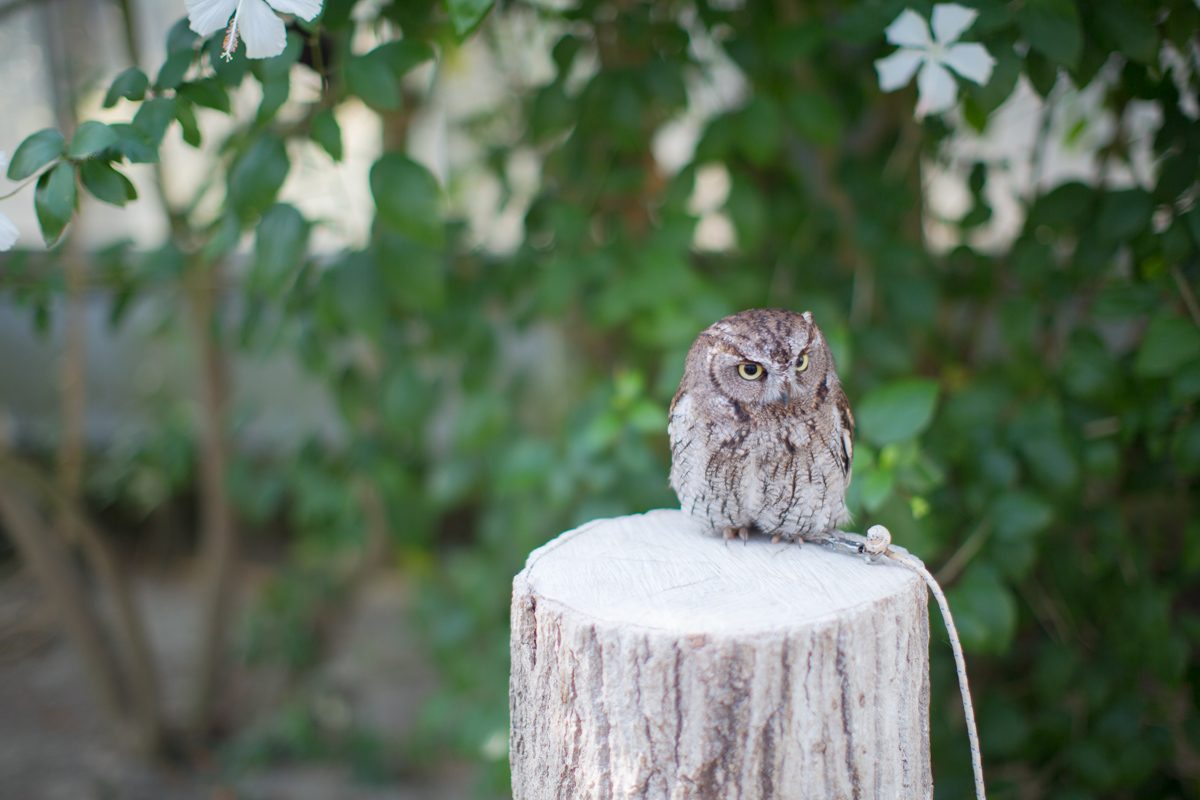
0;0;1198;797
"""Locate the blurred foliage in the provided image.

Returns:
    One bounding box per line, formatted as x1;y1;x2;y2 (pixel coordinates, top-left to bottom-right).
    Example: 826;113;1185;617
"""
2;0;1200;796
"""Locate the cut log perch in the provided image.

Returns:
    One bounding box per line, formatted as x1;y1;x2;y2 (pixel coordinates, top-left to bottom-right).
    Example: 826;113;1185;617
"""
510;509;932;800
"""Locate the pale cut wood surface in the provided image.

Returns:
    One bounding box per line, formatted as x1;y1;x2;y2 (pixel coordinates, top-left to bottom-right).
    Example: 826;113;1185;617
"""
510;509;932;800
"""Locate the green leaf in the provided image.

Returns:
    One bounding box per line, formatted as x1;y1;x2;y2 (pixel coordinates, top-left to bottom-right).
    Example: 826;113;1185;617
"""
377;40;435;77
156;49;194;91
310;109;343;161
1095;0;1158;65
1171;360;1200;404
1060;331;1118;399
768;22;822;63
785;91;841;147
736;96;782;167
178;78;231;112
167;17;199;53
859;467;894;513
67;122;120;160
856;378;940;447
252;203;309;295
992;489;1053;539
133;98;177;145
7;128;65;180
257;74;290;124
376;232;446;310
1028;182;1093;230
105;123;160;164
947;566;1017;653
174;98;201;147
725;173;767;251
323;251;386;336
446;0;495;38
1186;206;1200;249
1019;0;1082;69
229;135;290;220
34;162;77;247
201;210;242;264
1096;188;1152;243
551;35;582;72
346;48;400;110
251;31;303;81
103;67;149;108
531;83;575;143
369;153;444;246
79;160;137;206
1024;49;1058;97
1092;284;1158;318
1135;315;1200;377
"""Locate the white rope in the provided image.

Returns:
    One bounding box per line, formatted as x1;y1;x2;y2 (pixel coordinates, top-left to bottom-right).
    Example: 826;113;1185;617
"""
835;525;987;800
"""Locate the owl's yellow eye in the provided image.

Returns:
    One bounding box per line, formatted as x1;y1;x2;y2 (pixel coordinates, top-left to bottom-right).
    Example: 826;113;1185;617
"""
737;363;764;380
796;354;809;373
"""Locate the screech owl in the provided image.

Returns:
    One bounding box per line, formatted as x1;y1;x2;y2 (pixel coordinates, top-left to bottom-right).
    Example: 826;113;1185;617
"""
668;308;855;543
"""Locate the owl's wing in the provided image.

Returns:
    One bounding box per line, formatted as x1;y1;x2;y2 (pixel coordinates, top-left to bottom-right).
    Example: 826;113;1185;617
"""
835;391;854;477
667;390;690;442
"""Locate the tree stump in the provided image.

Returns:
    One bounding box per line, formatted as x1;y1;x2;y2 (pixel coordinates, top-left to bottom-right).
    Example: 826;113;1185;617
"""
509;509;931;800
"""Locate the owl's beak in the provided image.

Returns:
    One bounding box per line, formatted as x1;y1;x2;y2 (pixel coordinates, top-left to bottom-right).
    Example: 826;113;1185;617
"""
768;384;792;407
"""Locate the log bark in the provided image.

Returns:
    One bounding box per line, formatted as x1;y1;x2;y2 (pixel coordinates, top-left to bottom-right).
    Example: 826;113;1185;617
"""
510;509;931;800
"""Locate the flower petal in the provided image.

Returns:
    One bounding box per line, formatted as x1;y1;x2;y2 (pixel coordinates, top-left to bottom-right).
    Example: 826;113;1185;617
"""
186;0;239;36
915;60;958;117
943;42;995;84
876;49;926;92
885;9;933;49
0;212;19;251
930;3;978;45
266;0;323;21
238;0;288;58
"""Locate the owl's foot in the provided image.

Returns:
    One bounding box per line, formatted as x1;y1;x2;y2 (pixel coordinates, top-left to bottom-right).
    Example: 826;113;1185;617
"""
722;526;750;543
770;533;801;546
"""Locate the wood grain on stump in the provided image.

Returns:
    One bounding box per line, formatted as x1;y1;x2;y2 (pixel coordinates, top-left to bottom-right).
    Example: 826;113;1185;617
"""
510;509;931;800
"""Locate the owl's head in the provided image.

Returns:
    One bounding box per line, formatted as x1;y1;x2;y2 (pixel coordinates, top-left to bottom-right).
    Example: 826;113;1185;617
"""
685;308;841;412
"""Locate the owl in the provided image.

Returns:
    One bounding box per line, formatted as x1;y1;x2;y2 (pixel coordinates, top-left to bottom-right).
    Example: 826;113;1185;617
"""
668;308;855;543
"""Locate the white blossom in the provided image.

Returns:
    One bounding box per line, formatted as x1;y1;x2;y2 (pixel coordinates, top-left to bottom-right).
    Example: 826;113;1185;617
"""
0;152;17;251
875;4;996;118
186;0;323;60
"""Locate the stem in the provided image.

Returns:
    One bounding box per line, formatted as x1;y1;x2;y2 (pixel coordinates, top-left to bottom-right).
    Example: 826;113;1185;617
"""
57;243;86;546
0;483;134;743
186;259;238;740
1171;265;1200;330
46;0;85;544
934;519;991;585
0;171;47;201
0;454;163;754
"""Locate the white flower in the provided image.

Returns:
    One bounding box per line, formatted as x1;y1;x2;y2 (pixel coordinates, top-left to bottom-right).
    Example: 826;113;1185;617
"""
0;152;17;252
875;3;996;118
186;0;323;61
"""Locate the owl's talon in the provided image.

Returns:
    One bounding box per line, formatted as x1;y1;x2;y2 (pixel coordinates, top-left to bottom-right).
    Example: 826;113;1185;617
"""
771;534;782;544
721;526;750;543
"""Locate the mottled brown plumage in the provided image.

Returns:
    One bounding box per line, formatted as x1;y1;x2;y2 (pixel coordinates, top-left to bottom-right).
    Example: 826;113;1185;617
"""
668;308;854;542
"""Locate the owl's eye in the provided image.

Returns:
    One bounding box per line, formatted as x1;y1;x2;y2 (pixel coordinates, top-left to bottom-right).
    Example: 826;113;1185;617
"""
796;354;810;373
737;363;764;380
